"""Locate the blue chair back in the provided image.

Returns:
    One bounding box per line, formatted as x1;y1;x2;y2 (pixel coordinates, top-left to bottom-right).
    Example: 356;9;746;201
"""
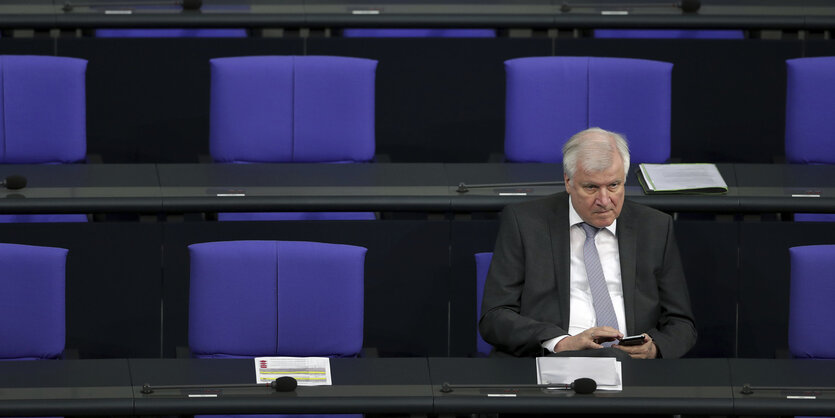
188;240;366;358
786;57;835;165
210;56;377;164
789;245;835;359
0;56;86;164
209;56;377;221
0;243;67;360
475;252;493;357
504;56;672;163
785;57;835;221
0;56;88;223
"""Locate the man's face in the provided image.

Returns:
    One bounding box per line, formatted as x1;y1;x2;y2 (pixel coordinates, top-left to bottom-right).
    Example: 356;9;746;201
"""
564;153;625;228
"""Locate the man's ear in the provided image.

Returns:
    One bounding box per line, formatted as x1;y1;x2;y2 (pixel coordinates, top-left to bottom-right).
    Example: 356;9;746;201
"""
564;173;571;194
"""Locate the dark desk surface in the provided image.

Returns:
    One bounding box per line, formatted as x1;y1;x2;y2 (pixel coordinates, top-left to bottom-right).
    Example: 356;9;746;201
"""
733;163;835;212
0;162;834;214
446;163;742;213
0;359;134;416
130;357;434;415
429;357;733;415
5;0;835;30
0;164;161;214
158;163;451;212
731;358;835;416
2;357;835;416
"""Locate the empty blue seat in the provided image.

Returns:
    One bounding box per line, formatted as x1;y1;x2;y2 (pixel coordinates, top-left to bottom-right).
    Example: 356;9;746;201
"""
504;56;672;163
785;56;835;222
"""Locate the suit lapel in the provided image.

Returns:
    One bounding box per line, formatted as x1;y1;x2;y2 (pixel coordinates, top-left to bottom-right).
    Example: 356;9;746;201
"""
617;204;637;334
547;193;572;330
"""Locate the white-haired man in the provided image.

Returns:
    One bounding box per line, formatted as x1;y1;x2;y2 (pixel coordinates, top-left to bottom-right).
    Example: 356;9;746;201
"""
479;127;696;359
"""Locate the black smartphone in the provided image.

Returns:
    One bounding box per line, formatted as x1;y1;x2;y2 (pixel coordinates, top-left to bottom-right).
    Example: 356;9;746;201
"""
619;334;646;346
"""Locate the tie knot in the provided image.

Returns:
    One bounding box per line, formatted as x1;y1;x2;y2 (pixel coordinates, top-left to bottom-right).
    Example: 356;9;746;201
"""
580;222;601;238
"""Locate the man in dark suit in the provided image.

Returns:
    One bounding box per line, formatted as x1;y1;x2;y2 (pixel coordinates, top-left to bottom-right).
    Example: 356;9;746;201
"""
479;128;696;359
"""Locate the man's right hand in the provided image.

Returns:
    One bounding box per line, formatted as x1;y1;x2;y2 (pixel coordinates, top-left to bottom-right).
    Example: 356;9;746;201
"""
554;326;623;352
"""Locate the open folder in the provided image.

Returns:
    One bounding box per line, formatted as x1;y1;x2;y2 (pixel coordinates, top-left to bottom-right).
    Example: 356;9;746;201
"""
536;357;622;391
637;163;728;195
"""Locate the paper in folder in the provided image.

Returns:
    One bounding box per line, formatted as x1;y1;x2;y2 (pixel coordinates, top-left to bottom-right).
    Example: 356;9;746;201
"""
637;163;728;194
536;357;622;391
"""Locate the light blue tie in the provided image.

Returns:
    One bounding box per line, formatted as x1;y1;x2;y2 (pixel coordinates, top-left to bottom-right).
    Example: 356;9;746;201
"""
580;223;619;345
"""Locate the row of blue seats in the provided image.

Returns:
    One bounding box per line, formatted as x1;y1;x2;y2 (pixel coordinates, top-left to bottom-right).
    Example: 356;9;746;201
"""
1;52;833;223
3;240;834;361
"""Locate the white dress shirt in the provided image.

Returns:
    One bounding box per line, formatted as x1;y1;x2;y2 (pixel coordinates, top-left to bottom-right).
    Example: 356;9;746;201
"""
541;195;627;352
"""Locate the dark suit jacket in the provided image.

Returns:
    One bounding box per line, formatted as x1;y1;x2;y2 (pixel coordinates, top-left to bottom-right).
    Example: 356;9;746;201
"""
479;192;697;358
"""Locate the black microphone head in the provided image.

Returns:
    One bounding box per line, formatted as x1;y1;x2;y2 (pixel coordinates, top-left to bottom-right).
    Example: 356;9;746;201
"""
4;175;27;190
271;376;298;392
678;0;700;13
181;0;202;10
571;377;597;394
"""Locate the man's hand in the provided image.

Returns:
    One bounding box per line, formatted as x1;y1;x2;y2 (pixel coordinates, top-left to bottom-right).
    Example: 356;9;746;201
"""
554;326;622;352
614;333;657;359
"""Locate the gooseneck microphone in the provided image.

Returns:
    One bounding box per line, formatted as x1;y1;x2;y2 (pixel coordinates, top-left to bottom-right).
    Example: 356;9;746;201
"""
440;377;597;395
740;383;835;395
62;0;202;12
141;376;298;394
559;0;700;13
456;180;564;193
1;175;27;190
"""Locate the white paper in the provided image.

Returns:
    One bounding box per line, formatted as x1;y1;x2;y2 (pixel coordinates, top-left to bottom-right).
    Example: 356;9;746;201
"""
253;356;332;386
639;163;728;192
536;357;622;391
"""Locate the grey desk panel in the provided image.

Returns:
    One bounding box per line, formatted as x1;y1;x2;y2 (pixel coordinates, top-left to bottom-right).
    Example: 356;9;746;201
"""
734;163;835;213
731;358;835;416
0;164;161;214
158;163;451;212
429;357;733;415
131;358;433;415
0;359;133;416
447;163;741;213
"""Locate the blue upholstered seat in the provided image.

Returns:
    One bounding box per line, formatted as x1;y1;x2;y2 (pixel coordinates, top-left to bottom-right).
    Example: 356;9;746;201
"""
785;57;835;222
504;56;672;164
0;55;88;223
0;243;68;361
209;56;378;221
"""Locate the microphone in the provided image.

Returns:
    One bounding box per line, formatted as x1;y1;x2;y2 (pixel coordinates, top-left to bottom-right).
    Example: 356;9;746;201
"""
1;175;27;190
740;383;835;395
62;0;202;12
456;180;564;193
677;0;701;13
141;376;298;394
440;377;597;395
559;1;700;13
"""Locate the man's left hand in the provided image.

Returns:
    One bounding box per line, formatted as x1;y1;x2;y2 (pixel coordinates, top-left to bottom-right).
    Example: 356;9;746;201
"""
613;333;657;359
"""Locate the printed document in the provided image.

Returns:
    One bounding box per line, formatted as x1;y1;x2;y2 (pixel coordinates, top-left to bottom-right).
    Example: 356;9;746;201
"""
536;357;622;391
253;356;332;386
638;163;728;194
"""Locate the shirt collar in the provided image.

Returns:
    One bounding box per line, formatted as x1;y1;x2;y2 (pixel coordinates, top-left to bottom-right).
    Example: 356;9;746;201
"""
568;194;617;235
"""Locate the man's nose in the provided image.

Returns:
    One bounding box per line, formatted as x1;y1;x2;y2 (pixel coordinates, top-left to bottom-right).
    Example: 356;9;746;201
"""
596;188;612;207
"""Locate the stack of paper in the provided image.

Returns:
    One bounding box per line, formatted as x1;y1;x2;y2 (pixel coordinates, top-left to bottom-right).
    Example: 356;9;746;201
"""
536;357;622;391
637;163;728;194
